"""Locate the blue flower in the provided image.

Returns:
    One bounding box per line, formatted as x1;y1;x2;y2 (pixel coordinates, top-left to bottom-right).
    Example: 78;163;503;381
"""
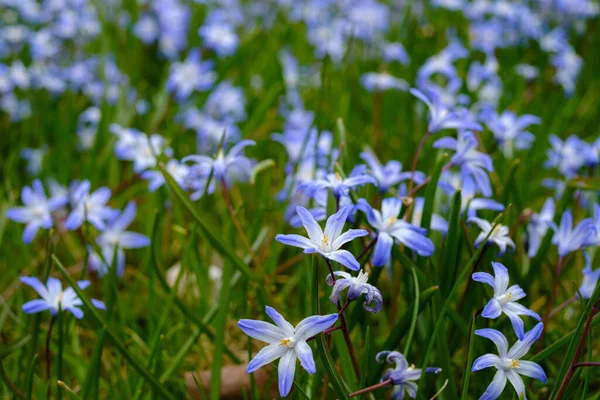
141;159;189;192
358;198;435;266
485;111;540;158
276;206;368;271
166;49;215;101
377;351;441;399
298;171;377;200
579;252;600;299
526;198;555;258
544;135;589;178
472;323;546;400
360;150;425;194
361;72;408;92
433;130;494;196
6;180;67;243
383;42;410;65
183;139;255;197
410;88;482;133
198;23;239;57
21;276;105;319
326;270;382;313
473;262;541;340
586;202;600;246
551;209;593;257
238;306;338;397
65;180;117;231
468;217;515;255
88;202;150;277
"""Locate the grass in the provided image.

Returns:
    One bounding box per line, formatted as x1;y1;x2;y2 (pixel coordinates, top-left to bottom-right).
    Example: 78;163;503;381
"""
1;1;600;399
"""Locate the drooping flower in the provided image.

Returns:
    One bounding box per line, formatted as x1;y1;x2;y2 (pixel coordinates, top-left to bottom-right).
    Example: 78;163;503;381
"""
472;323;546;400
360;150;425;194
526;198;555;258
358;198;434;266
377;351;441;399
473;262;541;339
20;276;106;319
551;209;593;257
410;88;482;133
579;252;600;299
65;180;117;231
326;270;382;313
276;206;368;271
238;306;338;397
88;202;150;277
6;180;67;243
468;217;515;255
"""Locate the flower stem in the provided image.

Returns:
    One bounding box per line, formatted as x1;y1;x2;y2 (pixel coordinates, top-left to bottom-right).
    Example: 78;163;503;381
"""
325;259;336;284
357;237;377;262
406;131;432;197
45;316;57;397
574;362;600;368
543;255;565;325
349;378;392;398
0;359;25;399
554;296;600;400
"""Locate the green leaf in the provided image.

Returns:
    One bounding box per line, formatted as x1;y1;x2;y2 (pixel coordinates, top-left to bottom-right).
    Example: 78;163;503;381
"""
250;159;275;184
417;212;504;395
336;118;350;170
360;327;372;390
420;153;448;233
440;189;462;296
159;164;257;280
57;381;83;400
403;265;420;355
460;313;479;400
566;177;600;191
0;335;31;359
53;255;175;400
311;257;351;400
25;353;37;400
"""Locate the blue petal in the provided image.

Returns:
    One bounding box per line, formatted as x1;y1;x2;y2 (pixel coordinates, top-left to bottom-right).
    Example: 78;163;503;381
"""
372;232;393;267
507;322;543;360
275;234;314;250
324;206;350;241
295;313;338;341
295;341;316;374
482;299;502;319
515;361;546;383
265;306;295;335
326;249;360;271
475;328;508;357
247;343;287;373
238;319;284;343
480;370;507;400
296;206;323;244
22;299;51;314
278;350;296;397
472;354;500;371
20;276;49;298
472;272;495;289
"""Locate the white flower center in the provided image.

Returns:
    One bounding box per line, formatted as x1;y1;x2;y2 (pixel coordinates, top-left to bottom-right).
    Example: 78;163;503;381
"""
500;358;519;371
320;234;331;252
279;337;296;348
356;270;369;284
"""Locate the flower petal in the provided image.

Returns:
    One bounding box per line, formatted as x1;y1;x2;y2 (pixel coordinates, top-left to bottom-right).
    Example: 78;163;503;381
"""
480;370;507;400
514;361;546;383
475;328;508;357
22;299;51;314
472;354;501;371
472;272;495;289
295;313;338;341
326;249;360;271
482;299;502;319
278;350;297;397
331;229;368;249
275;234;315;250
247;343;287;373
295;341;316;374
20;276;49;298
265;306;295;336
491;262;509;293
238;319;284;343
506;370;526;400
507;322;543;359
296;206;323;244
324;206;350;241
372;232;393;267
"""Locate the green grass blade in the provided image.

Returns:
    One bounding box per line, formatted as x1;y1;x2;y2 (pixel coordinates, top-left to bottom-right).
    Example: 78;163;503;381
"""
159;164;257;280
25;353;38;400
420;153;448;232
460;313;479;400
53;255;175;400
57;381;83;400
403;265;420;355
440;189;462;297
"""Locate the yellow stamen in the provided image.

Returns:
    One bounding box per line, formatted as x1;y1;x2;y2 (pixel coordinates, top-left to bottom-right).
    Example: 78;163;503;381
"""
321;234;330;246
280;338;291;347
511;360;520;368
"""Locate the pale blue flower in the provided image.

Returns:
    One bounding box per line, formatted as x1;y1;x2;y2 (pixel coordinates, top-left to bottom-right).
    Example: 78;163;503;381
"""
383;42;410;65
410;88;482;133
88;202;150;277
485;111;540;158
183;139;255;196
361;72;408;92
472;323;546;400
21;276;105;319
6;180;67;243
579;252;600;299
238;306;337;397
298;171;377;200
360;150;425;194
377;351;441;399
276;206;368;271
468;217;515;255
551;209;593;257
166;49;215;101
585;203;600;246
65;180;117;231
358;198;434;266
544;135;589;178
473;262;541;340
141;159;189;192
326;270;382;313
198;23;239;57
526;198;555;258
